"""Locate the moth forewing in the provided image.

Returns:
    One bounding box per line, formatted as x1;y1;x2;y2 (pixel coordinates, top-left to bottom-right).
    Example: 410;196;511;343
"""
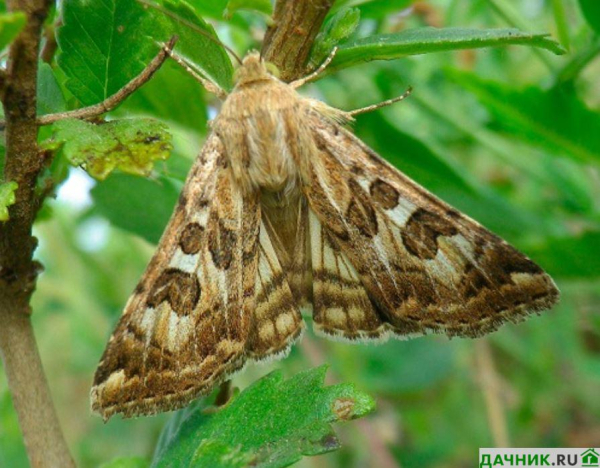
92;52;559;419
91;135;260;419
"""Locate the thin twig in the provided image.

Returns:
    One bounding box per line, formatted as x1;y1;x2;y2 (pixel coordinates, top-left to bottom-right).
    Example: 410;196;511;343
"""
475;339;511;447
41;22;59;64
1;35;178;128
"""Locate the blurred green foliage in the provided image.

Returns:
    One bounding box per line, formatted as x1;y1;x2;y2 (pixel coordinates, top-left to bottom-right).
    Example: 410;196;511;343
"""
1;0;600;467
0;181;18;221
0;10;25;51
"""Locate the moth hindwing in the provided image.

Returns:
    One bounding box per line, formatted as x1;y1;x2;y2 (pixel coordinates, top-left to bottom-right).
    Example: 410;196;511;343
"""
92;52;559;419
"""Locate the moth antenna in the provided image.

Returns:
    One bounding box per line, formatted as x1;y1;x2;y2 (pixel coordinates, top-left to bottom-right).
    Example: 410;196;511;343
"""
348;86;413;116
137;0;243;65
290;47;338;89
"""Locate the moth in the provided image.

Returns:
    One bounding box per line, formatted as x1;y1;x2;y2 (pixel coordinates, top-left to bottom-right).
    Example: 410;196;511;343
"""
91;50;559;420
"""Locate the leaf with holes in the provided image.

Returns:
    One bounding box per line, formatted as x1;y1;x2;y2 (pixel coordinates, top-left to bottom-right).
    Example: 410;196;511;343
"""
151;366;375;468
45;118;173;180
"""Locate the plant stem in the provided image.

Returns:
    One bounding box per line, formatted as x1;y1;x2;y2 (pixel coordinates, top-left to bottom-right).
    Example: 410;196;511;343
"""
0;0;75;466
475;339;511;447
551;0;570;51
555;35;600;84
261;0;335;82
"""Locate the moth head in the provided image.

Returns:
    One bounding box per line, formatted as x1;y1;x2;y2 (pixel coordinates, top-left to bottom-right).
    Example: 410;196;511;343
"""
235;51;278;85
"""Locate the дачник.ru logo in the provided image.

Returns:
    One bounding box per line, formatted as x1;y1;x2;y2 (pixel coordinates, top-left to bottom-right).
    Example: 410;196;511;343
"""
480;448;600;467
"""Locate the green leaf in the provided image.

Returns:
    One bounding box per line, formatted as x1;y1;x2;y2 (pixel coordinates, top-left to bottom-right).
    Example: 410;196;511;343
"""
156;0;234;91
328;28;566;74
57;0;159;106
579;0;600;35
185;0;228;19
45;118;173;180
311;7;361;66
37;63;68;115
224;0;272;19
0;181;17;221
56;0;233;106
357;0;413;19
329;0;413;18
0;11;25;50
452;72;600;165
91;173;181;244
100;457;149;468
151;366;375;468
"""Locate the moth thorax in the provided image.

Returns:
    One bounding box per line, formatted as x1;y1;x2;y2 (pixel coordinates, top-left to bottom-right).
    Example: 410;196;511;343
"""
243;110;300;194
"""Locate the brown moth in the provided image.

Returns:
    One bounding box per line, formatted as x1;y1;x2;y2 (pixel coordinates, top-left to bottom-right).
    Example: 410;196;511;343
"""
91;51;559;420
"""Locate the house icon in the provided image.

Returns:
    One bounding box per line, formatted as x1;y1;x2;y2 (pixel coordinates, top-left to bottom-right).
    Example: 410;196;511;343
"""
582;448;600;467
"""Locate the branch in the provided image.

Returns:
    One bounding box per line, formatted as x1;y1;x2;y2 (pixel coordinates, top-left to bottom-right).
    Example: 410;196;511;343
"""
0;36;178;128
0;0;75;466
261;0;334;82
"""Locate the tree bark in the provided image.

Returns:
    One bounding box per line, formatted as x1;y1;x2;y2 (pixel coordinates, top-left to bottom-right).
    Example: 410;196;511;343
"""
261;0;334;82
0;0;75;466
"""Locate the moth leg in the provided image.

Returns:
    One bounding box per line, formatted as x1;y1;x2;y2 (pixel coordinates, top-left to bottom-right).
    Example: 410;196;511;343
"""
159;41;228;99
290;47;338;89
348;86;413;116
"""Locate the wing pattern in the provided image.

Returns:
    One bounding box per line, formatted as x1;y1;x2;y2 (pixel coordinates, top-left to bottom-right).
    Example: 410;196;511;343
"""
302;114;559;339
93;135;259;418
